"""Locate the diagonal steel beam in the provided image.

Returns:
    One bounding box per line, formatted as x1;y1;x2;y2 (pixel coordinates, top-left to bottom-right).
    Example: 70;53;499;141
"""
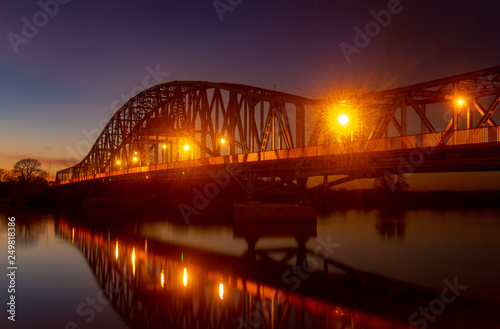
407;97;437;133
475;94;500;128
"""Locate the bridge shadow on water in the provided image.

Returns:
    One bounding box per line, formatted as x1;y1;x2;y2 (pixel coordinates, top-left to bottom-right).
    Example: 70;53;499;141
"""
52;207;498;329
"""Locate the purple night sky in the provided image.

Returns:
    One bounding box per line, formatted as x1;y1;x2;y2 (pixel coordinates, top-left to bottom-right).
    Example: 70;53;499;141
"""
1;0;499;189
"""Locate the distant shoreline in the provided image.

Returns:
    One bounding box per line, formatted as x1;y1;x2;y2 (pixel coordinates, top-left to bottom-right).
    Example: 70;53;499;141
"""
310;189;500;212
2;179;499;214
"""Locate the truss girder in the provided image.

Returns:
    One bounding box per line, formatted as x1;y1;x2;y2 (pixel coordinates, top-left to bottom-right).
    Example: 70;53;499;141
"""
365;66;500;141
57;82;317;181
57;66;500;182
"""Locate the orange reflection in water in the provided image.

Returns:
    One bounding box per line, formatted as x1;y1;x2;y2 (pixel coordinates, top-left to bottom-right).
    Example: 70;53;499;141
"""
132;247;136;277
55;218;433;329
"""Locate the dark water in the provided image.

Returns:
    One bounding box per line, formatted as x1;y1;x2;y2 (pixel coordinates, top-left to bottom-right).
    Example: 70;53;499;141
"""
1;207;499;329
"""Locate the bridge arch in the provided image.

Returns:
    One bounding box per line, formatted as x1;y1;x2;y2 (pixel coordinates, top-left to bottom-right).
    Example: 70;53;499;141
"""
56;67;500;185
57;81;320;181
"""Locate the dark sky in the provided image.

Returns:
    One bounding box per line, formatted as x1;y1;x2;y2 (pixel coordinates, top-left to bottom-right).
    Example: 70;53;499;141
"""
1;0;499;188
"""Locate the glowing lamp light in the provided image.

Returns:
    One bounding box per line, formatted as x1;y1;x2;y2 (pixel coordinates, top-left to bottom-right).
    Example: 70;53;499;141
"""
115;241;119;261
183;144;190;151
133;157;138;162
338;114;349;125
134;151;138;155
220;138;226;144
132;247;136;277
160;270;165;288
162;144;167;149
457;99;465;106
219;283;224;300
116;160;121;165
183;268;187;287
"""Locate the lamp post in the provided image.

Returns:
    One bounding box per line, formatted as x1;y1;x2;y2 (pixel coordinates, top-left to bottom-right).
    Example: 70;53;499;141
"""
454;97;468;144
338;114;353;142
183;143;192;160
218;137;227;155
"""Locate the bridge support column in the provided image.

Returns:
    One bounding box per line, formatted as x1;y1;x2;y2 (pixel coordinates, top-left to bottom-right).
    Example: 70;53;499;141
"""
246;171;257;200
323;175;329;191
296;104;305;148
420;104;426;147
297;177;308;192
467;105;473;141
453;104;459;145
453;83;460;145
154;138;159;165
401;97;407;137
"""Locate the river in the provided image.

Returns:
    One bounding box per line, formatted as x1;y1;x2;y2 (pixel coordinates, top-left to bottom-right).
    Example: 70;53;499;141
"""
1;207;499;329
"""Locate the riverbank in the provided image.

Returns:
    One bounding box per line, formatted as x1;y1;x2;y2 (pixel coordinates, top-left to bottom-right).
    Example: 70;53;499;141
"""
310;189;500;213
3;179;499;216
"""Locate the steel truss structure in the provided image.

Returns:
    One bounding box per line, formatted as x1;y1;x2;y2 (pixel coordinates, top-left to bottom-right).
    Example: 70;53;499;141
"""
57;67;500;185
310;66;500;143
57;82;318;181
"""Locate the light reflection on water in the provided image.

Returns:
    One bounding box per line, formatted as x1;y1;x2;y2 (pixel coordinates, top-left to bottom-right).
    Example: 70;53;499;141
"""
0;213;130;329
0;209;499;329
315;209;500;302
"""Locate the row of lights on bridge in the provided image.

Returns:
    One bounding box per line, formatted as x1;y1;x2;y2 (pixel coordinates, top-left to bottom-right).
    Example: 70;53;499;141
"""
115;138;227;166
332;97;466;127
330;96;467;131
114;97;466;167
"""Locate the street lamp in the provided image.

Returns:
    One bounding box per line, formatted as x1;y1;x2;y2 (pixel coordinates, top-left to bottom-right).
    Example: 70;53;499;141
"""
338;114;349;125
325;100;359;144
218;137;228;155
454;95;471;135
183;144;190;151
162;144;167;163
337;114;353;142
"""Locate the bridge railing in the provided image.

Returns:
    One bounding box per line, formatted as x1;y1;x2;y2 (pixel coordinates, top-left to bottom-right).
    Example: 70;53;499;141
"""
54;126;500;185
362;126;499;152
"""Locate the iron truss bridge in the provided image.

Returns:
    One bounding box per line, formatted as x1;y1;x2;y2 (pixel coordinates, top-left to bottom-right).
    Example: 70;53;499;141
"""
55;66;500;192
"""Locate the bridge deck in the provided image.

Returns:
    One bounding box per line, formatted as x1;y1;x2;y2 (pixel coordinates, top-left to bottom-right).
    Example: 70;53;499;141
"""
52;126;500;186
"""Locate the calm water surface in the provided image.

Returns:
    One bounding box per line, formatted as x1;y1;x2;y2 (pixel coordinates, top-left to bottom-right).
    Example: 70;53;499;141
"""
1;208;499;329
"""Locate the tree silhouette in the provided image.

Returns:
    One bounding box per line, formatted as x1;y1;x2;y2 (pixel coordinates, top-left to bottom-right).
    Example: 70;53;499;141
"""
9;159;47;182
373;174;409;193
